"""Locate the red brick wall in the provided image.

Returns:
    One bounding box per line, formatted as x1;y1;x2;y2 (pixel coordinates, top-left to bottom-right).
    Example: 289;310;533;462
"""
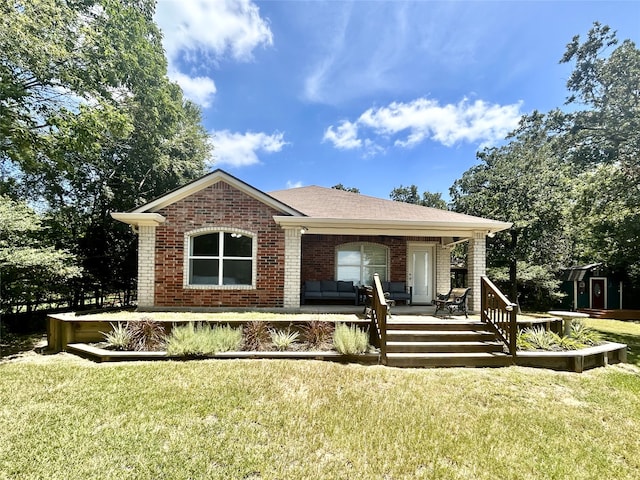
301;235;439;283
154;181;285;307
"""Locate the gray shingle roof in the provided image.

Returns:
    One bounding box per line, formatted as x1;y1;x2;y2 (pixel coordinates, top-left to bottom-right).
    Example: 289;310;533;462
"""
269;185;504;225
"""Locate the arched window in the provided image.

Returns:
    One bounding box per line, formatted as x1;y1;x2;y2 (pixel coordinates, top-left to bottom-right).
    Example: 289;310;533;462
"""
336;243;388;286
187;231;253;286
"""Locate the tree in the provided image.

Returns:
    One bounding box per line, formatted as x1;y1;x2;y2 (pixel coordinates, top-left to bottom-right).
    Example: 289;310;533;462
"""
559;23;640;285
0;195;80;314
570;164;640;283
450;23;640;308
560;22;640;179
0;0;211;308
390;185;448;209
332;184;360;193
450;113;575;309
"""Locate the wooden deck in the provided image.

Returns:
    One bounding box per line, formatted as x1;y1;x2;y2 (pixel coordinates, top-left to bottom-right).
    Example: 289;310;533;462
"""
46;305;629;372
578;309;640;321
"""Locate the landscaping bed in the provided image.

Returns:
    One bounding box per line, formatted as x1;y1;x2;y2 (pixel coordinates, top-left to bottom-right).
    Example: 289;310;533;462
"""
515;342;627;372
53;314;378;364
66;342;380;364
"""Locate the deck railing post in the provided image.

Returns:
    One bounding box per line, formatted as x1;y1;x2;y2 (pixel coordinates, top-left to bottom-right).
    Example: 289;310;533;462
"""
509;306;517;357
372;274;388;364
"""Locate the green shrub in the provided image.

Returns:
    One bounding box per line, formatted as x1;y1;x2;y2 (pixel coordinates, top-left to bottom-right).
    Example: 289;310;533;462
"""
517;321;604;352
333;323;369;355
558;336;583;351
127;318;166;351
101;323;132;350
211;324;243;352
243;321;271;351
166;323;214;356
166;323;242;356
517;327;562;351
270;327;300;351
166;323;204;356
300;320;334;349
570;320;603;346
101;319;165;351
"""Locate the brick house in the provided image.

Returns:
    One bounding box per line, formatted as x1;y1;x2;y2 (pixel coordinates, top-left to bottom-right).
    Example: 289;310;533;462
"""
112;169;511;312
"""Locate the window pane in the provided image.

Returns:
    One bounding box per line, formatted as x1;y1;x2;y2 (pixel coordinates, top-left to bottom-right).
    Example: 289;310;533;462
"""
224;233;252;257
363;266;387;285
337;266;361;284
190;259;219;285
223;260;252;285
362;245;386;265
337;249;361;265
192;234;219;257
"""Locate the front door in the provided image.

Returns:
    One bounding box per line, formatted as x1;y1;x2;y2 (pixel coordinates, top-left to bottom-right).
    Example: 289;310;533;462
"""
407;245;434;304
591;278;606;309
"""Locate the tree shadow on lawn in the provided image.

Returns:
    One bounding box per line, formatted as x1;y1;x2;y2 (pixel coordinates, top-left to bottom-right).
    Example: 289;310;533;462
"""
0;331;47;360
595;330;640;368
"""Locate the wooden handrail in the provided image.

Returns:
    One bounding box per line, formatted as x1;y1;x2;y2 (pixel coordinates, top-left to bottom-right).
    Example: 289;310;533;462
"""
371;273;388;364
480;276;518;357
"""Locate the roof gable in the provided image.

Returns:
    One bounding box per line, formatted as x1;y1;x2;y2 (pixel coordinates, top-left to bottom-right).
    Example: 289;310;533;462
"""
131;169;302;216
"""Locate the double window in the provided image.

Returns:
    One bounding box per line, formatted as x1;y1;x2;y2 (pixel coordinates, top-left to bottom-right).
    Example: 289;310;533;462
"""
336;243;388;286
187;231;253;286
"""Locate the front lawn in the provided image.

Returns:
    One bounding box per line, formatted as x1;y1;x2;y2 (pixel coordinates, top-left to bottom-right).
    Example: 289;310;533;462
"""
1;355;639;479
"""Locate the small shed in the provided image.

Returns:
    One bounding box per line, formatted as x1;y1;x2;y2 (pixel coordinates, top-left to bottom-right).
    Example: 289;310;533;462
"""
560;263;624;311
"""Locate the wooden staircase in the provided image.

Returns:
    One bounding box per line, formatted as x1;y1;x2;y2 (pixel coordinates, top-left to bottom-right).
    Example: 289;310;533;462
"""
384;317;513;368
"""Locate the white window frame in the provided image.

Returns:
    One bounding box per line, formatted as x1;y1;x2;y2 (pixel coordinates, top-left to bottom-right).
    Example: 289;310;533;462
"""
335;242;389;286
184;227;256;289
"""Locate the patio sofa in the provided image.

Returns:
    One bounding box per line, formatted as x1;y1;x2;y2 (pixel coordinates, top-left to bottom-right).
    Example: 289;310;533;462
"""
382;281;412;305
301;280;359;305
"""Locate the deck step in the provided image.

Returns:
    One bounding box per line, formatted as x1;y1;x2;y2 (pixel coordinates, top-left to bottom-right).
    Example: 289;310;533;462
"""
385;352;512;368
386;341;504;353
386;320;490;331
386;329;496;343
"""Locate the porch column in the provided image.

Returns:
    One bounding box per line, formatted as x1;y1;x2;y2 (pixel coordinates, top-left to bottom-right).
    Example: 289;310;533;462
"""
436;244;452;296
137;224;157;308
467;232;486;313
283;227;302;308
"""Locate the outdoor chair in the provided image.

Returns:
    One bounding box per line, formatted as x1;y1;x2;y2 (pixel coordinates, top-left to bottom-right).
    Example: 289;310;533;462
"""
362;286;395;318
434;287;471;318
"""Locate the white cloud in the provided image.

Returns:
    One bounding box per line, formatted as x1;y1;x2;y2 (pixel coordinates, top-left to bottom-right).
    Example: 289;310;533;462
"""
286;180;304;189
323;97;523;153
168;70;217;107
210;130;289;167
322;120;361;149
155;0;273;106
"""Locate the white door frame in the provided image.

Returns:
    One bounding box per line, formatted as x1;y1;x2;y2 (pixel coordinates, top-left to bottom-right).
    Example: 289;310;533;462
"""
407;242;435;304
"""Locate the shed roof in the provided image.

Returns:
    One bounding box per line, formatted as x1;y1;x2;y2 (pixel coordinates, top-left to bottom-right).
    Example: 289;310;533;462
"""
563;263;603;282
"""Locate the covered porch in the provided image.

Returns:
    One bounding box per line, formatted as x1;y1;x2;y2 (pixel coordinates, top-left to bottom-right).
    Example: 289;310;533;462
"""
270;184;512;313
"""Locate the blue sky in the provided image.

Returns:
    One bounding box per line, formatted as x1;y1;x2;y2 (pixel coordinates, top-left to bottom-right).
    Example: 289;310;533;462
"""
154;0;640;201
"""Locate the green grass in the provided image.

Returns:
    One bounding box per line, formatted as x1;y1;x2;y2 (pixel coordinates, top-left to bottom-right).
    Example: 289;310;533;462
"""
1;356;639;479
1;317;639;479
